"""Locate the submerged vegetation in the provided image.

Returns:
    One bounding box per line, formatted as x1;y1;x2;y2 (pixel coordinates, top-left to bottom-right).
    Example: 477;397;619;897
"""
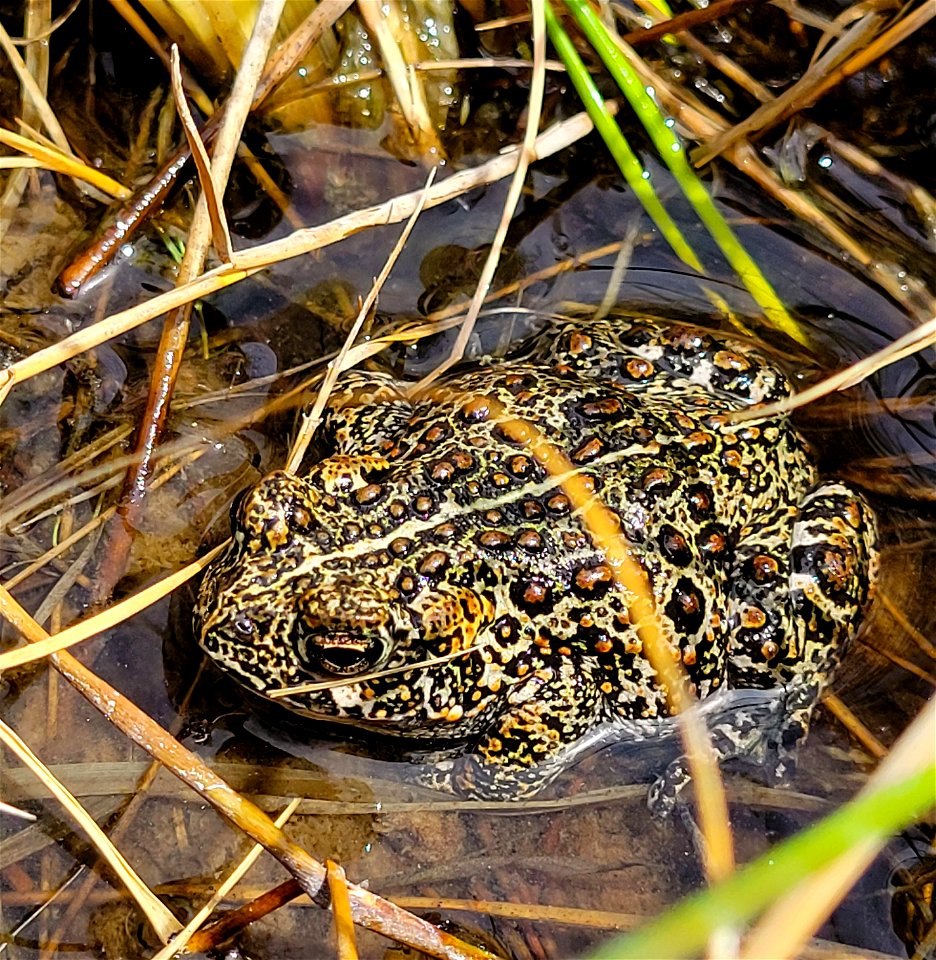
0;1;934;958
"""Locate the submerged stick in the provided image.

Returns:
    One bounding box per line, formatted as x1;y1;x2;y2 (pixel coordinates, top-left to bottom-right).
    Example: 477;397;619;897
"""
92;1;285;604
0;586;497;960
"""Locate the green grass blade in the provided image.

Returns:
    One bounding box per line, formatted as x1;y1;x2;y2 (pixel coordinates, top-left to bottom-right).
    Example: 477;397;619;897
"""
563;0;808;345
544;3;703;273
589;762;936;959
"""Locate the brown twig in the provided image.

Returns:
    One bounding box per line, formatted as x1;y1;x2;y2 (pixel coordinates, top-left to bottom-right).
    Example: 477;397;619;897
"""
0;586;498;960
92;1;285;603
54;0;353;297
620;0;772;47
181;879;304;954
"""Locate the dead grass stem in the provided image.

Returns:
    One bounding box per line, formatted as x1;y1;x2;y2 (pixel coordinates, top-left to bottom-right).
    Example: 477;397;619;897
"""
357;0;444;162
414;0;548;388
0;717;182;945
150;799;302;960
0;107;601;405
729;316;936;423
0;128;129;200
0;19;71;156
0;587;500;960
821;692;887;760
327;859;360;960
0;543;225;671
286;166;438;473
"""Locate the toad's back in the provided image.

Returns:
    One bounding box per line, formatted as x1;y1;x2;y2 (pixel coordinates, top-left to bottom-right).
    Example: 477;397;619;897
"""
197;317;878;801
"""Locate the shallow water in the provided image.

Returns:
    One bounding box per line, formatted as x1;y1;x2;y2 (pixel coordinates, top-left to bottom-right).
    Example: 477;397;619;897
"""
1;5;935;958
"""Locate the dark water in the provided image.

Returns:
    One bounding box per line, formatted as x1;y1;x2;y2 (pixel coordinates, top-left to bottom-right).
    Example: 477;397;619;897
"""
1;4;934;958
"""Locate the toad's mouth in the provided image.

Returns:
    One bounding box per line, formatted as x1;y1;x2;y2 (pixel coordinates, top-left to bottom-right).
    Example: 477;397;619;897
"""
295;626;390;678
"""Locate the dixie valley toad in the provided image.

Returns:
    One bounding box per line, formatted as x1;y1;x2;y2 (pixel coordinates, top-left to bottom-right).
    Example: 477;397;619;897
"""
196;316;879;802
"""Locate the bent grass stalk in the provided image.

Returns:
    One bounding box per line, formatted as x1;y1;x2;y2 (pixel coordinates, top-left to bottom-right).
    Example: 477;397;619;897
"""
561;0;807;346
544;3;703;274
589;695;936;959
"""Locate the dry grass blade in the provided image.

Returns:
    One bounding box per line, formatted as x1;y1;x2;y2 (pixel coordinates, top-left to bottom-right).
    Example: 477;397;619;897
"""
741;695;936;958
6;0;82;47
0;18;71;155
595;224;640;320
0;543;226;672
2;447;201;594
414;0;547;388
0;587;499;960
169;44;232;263
426;240;632;324
227;107;602;276
393;896;642;931
285;165;438;473
0;128;129;199
0;106;601;400
879;591;936;662
821;692;887;760
0;799;37;822
55;0;352;296
357;0;444;162
691;8;885;167
414;390;735;884
736;0;935;162
0;717;182;945
270;645;476;697
252;0;355;110
858;637;936;687
327;860;360;960
416;56;566;72
729;316;936;423
150;799;302;960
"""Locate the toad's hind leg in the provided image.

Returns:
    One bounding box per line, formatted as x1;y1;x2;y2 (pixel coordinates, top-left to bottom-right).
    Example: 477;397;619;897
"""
652;484;878;817
532;316;792;406
781;481;878;766
728;481;879;778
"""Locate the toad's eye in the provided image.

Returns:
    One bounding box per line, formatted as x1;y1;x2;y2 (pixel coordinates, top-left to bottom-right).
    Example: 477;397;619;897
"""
295;623;388;678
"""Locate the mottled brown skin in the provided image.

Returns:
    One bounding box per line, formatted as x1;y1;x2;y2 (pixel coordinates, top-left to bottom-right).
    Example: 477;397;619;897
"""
196;317;879;802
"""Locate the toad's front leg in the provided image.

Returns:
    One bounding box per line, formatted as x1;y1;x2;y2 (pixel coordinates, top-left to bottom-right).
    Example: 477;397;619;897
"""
427;661;602;800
